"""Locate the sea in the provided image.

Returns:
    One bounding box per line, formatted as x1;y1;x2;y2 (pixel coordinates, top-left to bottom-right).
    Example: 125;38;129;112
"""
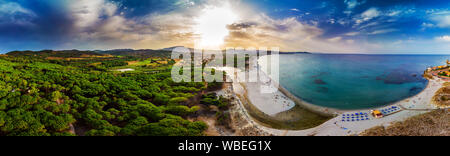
259;54;450;110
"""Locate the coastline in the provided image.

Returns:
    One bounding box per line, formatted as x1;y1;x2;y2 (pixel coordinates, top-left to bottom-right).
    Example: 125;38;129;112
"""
220;55;446;136
277;74;433;115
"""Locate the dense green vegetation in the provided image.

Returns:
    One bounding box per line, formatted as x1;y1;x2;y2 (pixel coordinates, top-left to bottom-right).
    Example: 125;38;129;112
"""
0;50;217;136
200;93;232;129
200;93;229;110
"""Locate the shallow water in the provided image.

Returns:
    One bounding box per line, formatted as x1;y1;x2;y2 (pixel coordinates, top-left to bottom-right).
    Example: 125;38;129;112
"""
260;54;450;110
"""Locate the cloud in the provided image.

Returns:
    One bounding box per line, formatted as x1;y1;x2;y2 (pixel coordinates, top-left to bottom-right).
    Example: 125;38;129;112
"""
224;14;323;50
0;1;36;26
357;21;379;29
431;15;450;28
354;8;380;25
64;0;204;50
427;9;450;15
421;22;435;31
67;0;359;52
64;0;252;50
343;0;365;15
327;18;336;24
0;0;417;53
422;22;434;28
344;32;360;36
367;29;397;35
346;40;355;44
360;8;380;21
387;10;401;16
227;22;257;30
175;0;196;8
385;7;415;17
68;0;141;47
0;2;35;15
328;37;342;42
223;13;361;52
425;9;450;28
290;8;300;12
75;11;200;49
436;35;450;42
344;0;364;9
70;0;118;28
337;18;349;25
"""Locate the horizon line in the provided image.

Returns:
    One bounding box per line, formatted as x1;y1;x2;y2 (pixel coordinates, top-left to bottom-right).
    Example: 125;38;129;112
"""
1;48;450;55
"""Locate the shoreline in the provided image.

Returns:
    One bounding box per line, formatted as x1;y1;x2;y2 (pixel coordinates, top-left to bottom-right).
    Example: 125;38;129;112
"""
220;55;446;136
277;75;433;115
258;54;434;115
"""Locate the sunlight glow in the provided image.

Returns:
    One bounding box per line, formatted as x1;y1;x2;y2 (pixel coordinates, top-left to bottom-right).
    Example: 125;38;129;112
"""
194;3;238;49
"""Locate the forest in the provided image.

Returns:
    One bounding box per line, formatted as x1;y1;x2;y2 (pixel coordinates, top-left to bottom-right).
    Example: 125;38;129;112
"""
0;50;224;136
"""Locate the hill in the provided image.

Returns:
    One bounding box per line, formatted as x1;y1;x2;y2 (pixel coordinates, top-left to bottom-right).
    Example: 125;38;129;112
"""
100;49;172;58
6;50;112;59
4;48;313;60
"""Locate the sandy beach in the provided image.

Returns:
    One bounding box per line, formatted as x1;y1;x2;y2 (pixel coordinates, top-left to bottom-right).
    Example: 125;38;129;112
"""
219;56;447;136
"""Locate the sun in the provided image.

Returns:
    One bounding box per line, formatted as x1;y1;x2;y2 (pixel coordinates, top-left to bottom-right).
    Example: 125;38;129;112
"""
194;3;239;49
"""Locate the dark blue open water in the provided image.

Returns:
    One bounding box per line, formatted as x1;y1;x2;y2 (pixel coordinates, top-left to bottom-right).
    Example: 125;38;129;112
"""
262;54;450;110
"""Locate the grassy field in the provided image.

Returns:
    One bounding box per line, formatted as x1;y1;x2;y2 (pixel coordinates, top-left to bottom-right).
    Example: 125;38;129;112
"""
109;58;173;74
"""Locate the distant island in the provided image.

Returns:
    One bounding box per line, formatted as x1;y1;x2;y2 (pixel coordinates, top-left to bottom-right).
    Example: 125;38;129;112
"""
278;52;312;54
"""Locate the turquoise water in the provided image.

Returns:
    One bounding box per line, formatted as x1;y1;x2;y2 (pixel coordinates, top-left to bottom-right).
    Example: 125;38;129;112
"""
264;54;450;110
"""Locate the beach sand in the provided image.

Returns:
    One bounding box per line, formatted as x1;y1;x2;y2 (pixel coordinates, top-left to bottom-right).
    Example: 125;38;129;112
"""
218;56;446;136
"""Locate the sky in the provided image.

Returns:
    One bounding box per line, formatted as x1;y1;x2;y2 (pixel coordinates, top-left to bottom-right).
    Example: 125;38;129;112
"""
0;0;449;54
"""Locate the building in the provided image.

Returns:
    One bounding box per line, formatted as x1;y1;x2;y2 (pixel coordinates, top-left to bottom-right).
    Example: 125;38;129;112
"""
442;71;450;77
371;110;384;118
